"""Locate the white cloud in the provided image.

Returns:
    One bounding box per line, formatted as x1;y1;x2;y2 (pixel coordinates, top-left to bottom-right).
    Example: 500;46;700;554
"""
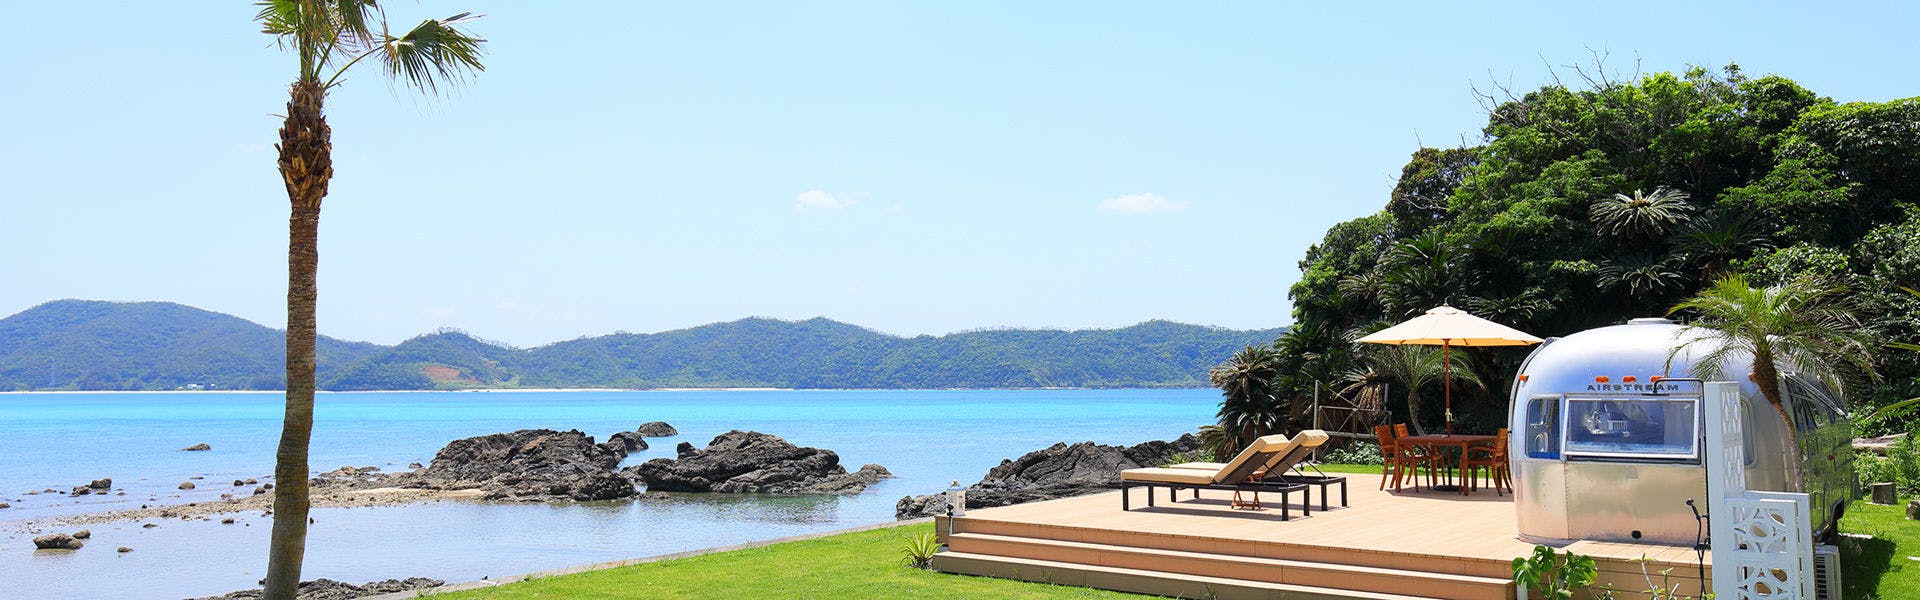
794;189;867;211
1097;192;1189;214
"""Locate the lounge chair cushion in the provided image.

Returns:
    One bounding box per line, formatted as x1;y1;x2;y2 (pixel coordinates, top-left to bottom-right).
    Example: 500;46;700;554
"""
1166;461;1229;471
1117;467;1219;485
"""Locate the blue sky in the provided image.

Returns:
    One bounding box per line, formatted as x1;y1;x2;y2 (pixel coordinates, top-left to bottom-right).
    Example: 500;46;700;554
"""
2;2;1915;347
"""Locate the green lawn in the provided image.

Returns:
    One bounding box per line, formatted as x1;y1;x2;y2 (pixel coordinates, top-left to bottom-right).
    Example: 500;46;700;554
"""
1838;499;1918;600
434;523;1153;600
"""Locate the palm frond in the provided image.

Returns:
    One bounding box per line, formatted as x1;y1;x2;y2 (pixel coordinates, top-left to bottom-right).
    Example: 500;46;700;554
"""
1590;187;1694;239
379;13;487;95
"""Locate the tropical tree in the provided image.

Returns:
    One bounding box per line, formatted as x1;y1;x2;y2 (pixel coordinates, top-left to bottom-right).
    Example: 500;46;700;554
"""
1208;344;1287;460
1672;209;1770;284
1590;187;1694;239
1354;344;1482;435
255;3;485;598
1668;274;1876;488
1596;252;1686;298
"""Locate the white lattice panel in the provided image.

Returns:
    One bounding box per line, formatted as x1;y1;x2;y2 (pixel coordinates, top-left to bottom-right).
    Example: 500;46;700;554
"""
1704;382;1813;600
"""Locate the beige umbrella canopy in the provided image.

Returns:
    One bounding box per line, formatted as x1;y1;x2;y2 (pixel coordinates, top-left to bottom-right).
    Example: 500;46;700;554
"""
1357;305;1543;434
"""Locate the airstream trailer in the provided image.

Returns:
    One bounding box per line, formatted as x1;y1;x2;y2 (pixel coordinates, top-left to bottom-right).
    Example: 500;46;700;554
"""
1507;317;1855;546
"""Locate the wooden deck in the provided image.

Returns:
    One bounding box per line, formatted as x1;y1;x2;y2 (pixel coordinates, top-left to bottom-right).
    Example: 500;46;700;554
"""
932;473;1712;600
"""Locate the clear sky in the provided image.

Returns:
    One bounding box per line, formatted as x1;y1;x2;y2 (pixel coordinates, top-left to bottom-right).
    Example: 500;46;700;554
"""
2;2;1915;347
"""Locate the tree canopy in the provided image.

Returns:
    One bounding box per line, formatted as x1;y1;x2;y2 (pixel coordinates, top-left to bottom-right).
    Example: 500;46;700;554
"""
1271;64;1920;435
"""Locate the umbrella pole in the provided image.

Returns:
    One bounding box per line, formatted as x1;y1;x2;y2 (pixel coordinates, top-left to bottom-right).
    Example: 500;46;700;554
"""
1444;341;1453;436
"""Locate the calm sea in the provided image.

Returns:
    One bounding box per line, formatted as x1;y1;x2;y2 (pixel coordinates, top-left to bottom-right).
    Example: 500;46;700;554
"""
0;389;1215;599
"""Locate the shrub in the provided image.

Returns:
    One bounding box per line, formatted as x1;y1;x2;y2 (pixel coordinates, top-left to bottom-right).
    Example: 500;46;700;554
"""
1321;441;1385;465
1856;430;1920;498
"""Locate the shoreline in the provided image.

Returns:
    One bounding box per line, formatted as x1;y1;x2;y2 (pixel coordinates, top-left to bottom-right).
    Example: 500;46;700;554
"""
3;486;487;532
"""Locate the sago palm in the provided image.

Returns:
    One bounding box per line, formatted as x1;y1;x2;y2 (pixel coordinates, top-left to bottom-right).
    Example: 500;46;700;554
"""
1668;274;1875;489
1356;344;1482;435
1590;187;1694;239
255;2;485;598
1596;252;1686;297
1208;344;1287;460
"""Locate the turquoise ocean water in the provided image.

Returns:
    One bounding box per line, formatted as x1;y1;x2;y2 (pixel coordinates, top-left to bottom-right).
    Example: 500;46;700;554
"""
0;389;1214;599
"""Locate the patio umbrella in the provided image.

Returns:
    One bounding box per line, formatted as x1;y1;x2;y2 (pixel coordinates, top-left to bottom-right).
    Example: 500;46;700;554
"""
1355;305;1542;434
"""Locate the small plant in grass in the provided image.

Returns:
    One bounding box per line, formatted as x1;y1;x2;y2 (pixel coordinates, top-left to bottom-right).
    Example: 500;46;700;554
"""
899;532;941;569
1512;545;1597;600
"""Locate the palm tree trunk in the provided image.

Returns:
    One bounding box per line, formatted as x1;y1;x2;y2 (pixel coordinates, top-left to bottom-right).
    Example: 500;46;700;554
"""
264;79;331;600
1406;391;1427;435
1750;346;1804;492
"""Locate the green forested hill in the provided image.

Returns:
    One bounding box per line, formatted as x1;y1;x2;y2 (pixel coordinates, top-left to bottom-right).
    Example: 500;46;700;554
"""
0;300;1283;391
0;300;382;391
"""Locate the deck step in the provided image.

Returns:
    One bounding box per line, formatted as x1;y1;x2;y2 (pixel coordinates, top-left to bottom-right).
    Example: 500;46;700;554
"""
949;516;1514;579
933;551;1451;600
946;533;1511;600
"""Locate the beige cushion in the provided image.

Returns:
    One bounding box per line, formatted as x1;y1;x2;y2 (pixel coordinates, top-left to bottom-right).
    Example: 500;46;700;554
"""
1119;467;1219;485
1175;430;1334;475
1166;461;1227;471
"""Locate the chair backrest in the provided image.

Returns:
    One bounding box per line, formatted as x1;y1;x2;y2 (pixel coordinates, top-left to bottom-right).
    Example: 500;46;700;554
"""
1492;428;1510;457
1372;424;1396;451
1213;434;1290;484
1260;430;1331;476
1392;423;1410;438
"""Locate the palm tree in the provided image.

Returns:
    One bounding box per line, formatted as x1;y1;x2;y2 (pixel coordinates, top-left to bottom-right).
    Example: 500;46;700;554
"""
1355;344;1482;435
1672;209;1770;284
255;3;484;598
1208;345;1287;460
1669;274;1876;489
1590;187;1694;239
1596;252;1686;297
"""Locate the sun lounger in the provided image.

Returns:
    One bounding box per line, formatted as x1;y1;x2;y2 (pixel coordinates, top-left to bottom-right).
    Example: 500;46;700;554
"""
1119;434;1310;518
1164;430;1346;511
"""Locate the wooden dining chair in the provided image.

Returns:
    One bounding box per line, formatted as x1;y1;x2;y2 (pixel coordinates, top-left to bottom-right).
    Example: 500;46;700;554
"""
1463;428;1511;495
1376;424;1436;491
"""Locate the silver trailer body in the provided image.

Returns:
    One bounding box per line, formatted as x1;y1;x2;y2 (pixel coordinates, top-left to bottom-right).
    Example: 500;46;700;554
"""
1507;318;1854;546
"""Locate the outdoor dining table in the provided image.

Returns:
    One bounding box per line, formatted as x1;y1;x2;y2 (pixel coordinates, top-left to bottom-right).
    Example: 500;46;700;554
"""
1396;433;1496;495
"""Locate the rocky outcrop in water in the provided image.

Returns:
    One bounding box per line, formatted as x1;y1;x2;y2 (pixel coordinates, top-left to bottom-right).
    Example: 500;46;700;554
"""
182;443;212;451
189;577;444;600
624;430;891;494
895;433;1200;519
635;421;679;437
33;533;83;550
605;431;649;454
394;429;636;501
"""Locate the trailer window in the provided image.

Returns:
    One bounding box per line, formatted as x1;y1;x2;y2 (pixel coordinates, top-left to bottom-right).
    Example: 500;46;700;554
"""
1524;395;1560;459
1565;397;1698;459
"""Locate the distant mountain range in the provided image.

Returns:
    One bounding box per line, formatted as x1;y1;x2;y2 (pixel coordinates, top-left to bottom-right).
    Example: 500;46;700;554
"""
0;300;1286;391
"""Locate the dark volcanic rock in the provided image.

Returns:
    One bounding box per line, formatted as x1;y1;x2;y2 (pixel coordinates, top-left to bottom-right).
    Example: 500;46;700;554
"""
189;577;444;600
88;478;112;490
895;433;1200;519
603;431;648;456
178;481;196;490
675;441;697;457
33;533;83;550
625;430;891;494
394;429;633;501
72;529;90;539
635;421;679;437
182;443;212;451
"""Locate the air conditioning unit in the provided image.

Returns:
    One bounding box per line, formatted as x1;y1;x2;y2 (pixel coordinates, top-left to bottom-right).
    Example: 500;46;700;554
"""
1812;544;1842;600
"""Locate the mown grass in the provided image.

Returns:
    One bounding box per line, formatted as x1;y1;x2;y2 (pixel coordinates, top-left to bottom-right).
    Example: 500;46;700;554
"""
1838;499;1918;600
435;523;1153;600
